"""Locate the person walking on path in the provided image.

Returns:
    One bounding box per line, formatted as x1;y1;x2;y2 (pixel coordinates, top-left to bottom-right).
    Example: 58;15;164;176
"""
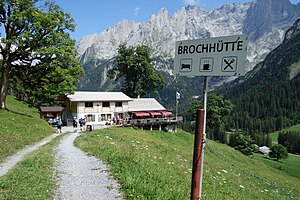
54;130;123;199
56;117;62;133
72;117;78;132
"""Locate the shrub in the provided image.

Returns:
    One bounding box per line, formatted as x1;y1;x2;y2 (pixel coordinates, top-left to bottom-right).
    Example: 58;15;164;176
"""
269;144;288;161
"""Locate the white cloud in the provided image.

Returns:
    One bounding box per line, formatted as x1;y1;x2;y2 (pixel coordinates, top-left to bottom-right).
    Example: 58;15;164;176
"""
183;0;199;6
134;7;141;18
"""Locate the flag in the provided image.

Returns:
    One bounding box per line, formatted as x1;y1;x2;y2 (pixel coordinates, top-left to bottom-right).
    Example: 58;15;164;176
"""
176;91;181;100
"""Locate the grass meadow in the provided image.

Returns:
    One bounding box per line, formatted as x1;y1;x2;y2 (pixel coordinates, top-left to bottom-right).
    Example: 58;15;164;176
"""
263;124;300;180
0;96;54;163
0;133;65;199
1;96;299;199
75;127;300;200
253;153;300;180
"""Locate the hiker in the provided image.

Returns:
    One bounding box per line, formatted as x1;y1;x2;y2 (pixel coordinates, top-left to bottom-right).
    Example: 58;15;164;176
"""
56;117;62;133
82;117;86;131
79;118;83;131
73;117;78;132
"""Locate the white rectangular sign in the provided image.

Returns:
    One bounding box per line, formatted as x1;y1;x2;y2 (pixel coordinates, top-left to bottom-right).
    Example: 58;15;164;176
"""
174;35;248;76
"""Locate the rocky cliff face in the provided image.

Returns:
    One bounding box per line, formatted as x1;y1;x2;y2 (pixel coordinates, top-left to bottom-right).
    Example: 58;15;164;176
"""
76;0;300;91
244;0;299;41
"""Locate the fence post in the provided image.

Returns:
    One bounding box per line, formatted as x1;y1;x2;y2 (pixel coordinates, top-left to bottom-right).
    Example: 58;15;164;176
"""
190;108;205;200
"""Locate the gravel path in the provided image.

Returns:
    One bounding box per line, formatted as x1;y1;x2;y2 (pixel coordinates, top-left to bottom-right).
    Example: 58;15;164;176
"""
0;133;60;177
54;130;123;200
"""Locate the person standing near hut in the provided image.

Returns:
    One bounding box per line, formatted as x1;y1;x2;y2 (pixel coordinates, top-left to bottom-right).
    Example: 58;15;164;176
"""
56;117;62;133
73;117;78;132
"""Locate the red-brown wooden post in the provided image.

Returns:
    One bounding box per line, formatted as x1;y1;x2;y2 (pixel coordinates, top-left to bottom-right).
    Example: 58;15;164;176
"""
190;108;205;200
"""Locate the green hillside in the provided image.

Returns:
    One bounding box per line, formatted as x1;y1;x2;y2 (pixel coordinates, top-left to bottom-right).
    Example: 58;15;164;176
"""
218;19;300;135
270;124;300;144
0;96;54;163
75;127;300;200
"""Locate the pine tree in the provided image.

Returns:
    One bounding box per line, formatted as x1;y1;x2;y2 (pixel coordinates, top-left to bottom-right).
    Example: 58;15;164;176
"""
266;134;272;148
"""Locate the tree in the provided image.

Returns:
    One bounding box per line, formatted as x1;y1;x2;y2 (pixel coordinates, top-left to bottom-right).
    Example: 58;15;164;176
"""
0;0;83;108
187;98;201;119
229;131;238;147
269;144;288;161
234;134;256;156
266;133;272;148
108;44;165;98
188;94;235;131
278;130;300;154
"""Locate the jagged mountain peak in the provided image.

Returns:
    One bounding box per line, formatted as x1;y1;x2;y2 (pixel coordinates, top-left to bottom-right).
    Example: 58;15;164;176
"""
154;7;169;15
183;5;207;13
77;0;300;77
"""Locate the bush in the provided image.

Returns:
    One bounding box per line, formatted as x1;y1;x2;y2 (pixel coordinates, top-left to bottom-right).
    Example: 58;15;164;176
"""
269;144;288;161
234;134;256;156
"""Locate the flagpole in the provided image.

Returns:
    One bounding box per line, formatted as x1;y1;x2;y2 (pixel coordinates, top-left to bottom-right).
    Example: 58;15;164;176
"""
175;91;180;121
175;99;178;121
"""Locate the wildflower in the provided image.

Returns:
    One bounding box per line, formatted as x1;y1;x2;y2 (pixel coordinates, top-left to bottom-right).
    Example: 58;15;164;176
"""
239;185;245;189
222;169;228;173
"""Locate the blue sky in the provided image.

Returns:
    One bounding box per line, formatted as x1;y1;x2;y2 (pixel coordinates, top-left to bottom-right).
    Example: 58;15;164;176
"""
55;0;300;41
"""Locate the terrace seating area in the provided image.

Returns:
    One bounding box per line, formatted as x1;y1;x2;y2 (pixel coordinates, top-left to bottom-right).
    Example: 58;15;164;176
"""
128;99;182;131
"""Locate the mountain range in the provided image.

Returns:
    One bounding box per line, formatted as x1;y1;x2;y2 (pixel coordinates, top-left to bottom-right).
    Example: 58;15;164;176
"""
75;0;300;109
219;18;300;134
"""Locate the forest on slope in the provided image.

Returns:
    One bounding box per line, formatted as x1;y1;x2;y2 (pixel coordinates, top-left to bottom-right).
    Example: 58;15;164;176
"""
218;19;300;135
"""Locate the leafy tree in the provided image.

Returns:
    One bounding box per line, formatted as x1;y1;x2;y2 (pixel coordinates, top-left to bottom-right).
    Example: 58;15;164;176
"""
234;134;256;156
187;98;201;119
269;144;288;161
188;94;235;131
0;0;83;108
108;44;165;98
